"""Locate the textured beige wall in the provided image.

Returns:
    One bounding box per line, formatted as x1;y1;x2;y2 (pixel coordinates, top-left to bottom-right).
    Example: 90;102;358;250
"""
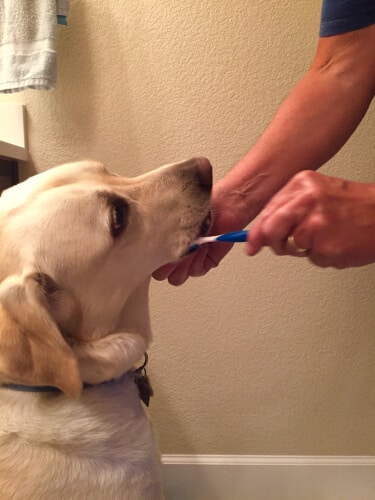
2;0;375;455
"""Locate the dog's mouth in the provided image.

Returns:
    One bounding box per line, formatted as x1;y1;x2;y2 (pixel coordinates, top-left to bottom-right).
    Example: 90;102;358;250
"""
198;211;212;238
183;211;212;256
180;211;212;259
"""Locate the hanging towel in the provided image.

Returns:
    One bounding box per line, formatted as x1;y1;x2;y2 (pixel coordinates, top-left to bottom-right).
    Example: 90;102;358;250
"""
0;0;70;93
57;0;70;26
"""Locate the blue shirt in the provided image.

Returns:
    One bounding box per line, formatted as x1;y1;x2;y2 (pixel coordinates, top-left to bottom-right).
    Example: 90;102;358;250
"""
320;0;375;36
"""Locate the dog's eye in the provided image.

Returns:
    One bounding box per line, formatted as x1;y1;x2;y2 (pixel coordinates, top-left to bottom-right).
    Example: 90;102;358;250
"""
110;198;129;238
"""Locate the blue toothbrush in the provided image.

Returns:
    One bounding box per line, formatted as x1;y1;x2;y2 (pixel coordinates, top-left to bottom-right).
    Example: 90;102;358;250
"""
189;230;249;252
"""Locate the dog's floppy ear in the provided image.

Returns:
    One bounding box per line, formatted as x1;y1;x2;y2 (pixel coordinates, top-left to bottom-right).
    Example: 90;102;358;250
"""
0;270;82;398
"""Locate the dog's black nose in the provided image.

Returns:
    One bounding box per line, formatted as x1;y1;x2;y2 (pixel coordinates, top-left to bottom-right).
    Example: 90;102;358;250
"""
195;157;213;190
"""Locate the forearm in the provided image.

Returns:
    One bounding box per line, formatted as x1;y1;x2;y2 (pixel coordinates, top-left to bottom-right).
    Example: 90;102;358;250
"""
219;27;375;223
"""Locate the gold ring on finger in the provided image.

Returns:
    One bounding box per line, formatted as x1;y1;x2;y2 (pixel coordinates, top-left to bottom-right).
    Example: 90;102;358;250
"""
287;235;310;255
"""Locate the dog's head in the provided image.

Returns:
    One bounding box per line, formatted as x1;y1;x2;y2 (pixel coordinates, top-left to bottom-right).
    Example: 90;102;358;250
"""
0;158;212;397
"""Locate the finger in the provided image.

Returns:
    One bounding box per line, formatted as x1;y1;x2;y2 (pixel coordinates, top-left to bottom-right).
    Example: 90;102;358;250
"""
246;189;307;256
189;242;232;276
167;242;231;285
285;235;310;257
189;246;211;276
308;249;334;268
246;222;266;256
152;245;209;283
291;222;316;255
152;262;180;281
167;259;194;286
248;199;309;256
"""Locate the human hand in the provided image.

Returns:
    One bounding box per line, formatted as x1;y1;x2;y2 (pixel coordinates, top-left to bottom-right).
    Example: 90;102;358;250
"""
152;181;249;285
247;170;375;268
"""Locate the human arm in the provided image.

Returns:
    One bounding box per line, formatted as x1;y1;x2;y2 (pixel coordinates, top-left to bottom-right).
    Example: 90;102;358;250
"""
153;24;375;284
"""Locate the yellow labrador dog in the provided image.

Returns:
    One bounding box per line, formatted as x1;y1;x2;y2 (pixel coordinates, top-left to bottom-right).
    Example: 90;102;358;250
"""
0;158;212;499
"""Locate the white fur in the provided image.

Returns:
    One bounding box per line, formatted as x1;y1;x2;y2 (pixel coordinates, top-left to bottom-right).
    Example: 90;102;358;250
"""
0;158;212;499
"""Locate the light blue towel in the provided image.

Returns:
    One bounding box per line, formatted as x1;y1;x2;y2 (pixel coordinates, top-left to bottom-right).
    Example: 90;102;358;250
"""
0;0;69;93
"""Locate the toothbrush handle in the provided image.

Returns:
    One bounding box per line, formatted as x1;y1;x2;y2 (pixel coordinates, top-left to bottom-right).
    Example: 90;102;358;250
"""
216;230;249;243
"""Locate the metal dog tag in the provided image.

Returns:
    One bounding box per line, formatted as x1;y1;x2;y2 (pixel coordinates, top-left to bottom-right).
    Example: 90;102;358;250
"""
134;371;154;407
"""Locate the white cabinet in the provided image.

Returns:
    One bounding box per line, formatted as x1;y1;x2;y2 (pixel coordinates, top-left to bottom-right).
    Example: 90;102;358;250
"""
0;103;27;192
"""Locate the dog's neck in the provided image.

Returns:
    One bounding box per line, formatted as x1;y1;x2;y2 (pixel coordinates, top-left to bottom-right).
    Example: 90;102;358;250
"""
70;278;152;386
